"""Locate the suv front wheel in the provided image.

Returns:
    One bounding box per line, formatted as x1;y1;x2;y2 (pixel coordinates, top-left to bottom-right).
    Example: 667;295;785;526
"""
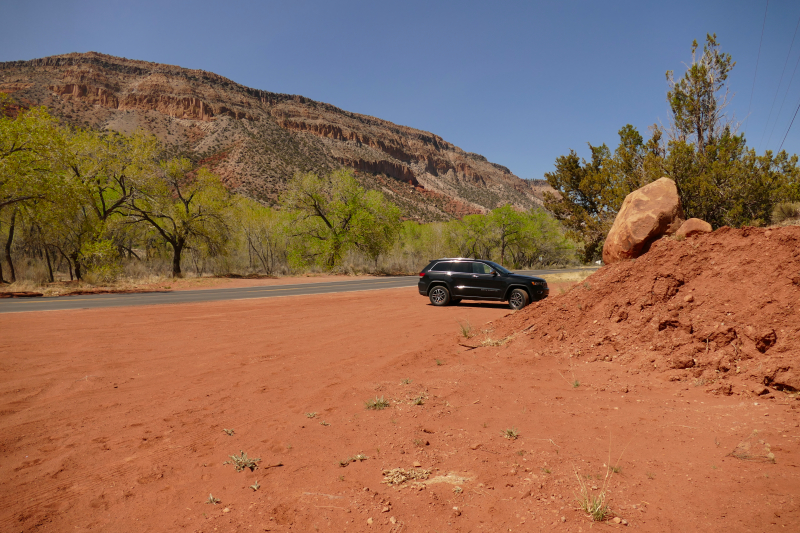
429;286;451;306
508;288;529;310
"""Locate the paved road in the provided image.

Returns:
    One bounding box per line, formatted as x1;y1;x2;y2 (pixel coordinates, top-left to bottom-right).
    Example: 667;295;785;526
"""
0;268;597;314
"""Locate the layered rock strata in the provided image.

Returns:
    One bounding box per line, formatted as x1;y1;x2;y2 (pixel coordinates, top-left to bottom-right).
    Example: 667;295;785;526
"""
0;52;549;220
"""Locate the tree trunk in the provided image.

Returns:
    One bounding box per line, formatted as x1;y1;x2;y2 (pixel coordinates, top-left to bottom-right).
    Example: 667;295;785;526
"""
71;252;83;281
171;241;184;278
45;246;54;283
4;209;17;283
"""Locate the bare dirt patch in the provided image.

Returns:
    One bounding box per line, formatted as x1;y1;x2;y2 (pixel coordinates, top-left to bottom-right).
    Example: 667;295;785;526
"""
1;268;798;531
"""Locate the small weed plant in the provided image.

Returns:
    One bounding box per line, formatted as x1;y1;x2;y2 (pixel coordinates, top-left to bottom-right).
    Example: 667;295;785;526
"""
572;436;630;522
573;462;615;522
224;450;261;472
457;319;473;338
206;494;221;505
365;396;390;410
502;427;520;440
305;412;317;419
222;428;235;436
401;378;412;385
250;480;260;491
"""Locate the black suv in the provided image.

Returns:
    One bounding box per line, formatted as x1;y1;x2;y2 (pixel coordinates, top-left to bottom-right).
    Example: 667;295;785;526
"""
418;258;549;309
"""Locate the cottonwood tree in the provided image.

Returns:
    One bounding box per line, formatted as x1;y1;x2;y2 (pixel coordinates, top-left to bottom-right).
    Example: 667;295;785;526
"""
237;197;289;275
39;129;158;280
127;158;233;277
281;169;401;269
0;96;60;281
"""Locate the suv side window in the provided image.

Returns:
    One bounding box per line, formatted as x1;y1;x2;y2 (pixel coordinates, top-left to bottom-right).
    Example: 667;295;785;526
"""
472;262;492;274
452;262;471;273
430;261;454;272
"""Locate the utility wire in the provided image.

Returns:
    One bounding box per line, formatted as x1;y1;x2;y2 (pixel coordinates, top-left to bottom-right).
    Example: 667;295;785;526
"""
746;0;770;134
759;13;800;151
778;96;800;152
767;49;800;148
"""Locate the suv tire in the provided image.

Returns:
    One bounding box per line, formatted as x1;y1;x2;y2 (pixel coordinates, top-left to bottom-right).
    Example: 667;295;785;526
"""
508;288;529;310
429;285;451;306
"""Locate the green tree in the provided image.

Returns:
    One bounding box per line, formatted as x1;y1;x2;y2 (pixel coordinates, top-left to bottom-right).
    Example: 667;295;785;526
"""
666;33;735;154
237;197;289;275
485;205;525;265
543;142;614;262
662;35;800;227
127;158;233;277
281;169;401;269
0;95;60;281
38;129;159;280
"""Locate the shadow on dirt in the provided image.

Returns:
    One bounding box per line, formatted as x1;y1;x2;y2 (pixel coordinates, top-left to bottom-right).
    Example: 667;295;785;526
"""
428;302;510;309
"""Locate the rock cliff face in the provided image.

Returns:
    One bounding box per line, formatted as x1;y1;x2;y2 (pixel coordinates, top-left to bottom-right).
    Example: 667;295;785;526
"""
0;52;549;221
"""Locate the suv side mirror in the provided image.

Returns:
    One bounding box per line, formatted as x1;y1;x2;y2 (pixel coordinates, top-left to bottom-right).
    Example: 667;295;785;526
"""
490;270;497;276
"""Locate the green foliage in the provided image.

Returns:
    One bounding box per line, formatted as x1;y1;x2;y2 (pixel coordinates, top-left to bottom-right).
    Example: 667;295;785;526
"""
80;238;122;283
0;97;580;282
397;206;578;268
666;33;735;153
0;95;59;211
544;126;662;262
237;197;289;275
127;158;234;277
281;169;401;269
772;202;800;224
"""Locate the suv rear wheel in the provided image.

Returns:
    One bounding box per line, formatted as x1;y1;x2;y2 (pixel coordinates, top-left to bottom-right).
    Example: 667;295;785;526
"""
508;288;529;310
429;286;451;306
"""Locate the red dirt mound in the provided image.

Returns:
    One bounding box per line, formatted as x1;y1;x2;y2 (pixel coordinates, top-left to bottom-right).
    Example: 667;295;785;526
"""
493;226;800;395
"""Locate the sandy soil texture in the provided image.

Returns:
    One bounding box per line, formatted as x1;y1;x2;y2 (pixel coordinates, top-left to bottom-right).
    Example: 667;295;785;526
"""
1;275;798;532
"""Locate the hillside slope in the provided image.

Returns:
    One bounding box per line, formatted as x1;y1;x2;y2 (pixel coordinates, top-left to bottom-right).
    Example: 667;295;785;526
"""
0;52;548;220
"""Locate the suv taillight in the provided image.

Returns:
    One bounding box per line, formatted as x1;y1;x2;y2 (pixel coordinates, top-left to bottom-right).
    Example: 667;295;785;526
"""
419;272;425;277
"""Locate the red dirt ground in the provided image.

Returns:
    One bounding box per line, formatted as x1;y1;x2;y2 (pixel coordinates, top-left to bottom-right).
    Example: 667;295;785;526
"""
1;233;799;532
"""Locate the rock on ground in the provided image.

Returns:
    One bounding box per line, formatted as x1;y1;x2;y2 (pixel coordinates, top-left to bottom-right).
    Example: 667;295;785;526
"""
603;177;684;264
676;218;712;238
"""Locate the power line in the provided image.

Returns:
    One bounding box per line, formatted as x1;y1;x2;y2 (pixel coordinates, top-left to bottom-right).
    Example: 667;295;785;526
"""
746;0;770;134
767;49;800;149
759;13;800;151
778;96;800;152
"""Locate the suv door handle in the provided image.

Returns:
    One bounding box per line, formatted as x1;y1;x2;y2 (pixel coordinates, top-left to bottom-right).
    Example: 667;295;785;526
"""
471;274;478;277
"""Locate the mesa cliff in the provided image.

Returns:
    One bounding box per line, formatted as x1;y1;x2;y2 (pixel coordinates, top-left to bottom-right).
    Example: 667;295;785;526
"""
0;52;548;220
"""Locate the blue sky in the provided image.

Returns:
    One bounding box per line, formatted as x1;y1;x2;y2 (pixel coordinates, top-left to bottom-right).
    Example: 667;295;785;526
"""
3;0;800;180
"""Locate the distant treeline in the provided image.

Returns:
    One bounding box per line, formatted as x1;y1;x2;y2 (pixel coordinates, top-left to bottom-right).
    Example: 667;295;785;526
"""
0;95;579;284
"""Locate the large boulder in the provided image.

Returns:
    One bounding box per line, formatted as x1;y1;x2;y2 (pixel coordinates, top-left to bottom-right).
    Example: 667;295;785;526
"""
676;218;712;238
602;177;684;264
